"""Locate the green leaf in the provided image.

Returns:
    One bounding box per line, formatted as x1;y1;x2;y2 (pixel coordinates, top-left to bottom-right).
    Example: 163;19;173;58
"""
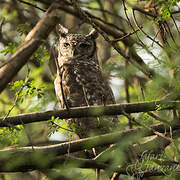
10;80;24;90
0;42;18;55
17;23;31;35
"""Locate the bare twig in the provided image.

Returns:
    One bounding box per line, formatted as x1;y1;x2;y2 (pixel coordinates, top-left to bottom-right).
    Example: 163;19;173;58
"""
164;21;176;44
122;0;146;48
171;14;180;35
81;5;128;23
111;28;141;42
2;67;30;121
132;9;163;48
122;110;173;143
132;7;157;18
50;121;73;132
17;0;46;12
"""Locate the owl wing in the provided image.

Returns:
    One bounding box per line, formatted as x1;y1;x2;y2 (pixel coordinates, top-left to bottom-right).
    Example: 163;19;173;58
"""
74;61;115;105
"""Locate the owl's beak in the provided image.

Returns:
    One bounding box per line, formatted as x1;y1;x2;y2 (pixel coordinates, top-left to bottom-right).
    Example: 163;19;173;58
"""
72;48;78;57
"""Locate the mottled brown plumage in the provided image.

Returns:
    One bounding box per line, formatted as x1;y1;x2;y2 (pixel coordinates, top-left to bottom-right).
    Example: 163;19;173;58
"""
54;26;118;139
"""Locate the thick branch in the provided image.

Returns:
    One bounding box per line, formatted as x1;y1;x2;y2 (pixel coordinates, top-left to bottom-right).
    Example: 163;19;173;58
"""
0;123;163;156
0;123;179;158
0;100;179;127
0;3;59;93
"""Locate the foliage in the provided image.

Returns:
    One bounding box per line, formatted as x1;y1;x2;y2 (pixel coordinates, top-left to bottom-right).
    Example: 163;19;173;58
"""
31;45;50;64
0;126;23;146
155;0;180;22
17;23;31;36
0;42;18;55
10;77;45;103
48;116;74;137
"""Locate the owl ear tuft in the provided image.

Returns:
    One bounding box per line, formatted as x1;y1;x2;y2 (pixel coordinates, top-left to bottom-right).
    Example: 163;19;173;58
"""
57;24;69;37
86;29;98;39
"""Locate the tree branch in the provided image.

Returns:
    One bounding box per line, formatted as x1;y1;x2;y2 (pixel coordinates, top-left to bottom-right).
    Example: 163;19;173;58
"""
0;100;179;127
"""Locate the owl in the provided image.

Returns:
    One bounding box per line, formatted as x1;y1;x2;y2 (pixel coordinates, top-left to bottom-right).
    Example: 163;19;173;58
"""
54;25;118;140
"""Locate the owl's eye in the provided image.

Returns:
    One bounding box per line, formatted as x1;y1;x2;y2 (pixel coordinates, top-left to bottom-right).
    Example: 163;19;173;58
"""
79;42;90;48
64;42;70;47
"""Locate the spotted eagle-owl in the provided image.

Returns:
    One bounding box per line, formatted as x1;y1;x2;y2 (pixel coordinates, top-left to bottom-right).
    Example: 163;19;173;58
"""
54;26;118;139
